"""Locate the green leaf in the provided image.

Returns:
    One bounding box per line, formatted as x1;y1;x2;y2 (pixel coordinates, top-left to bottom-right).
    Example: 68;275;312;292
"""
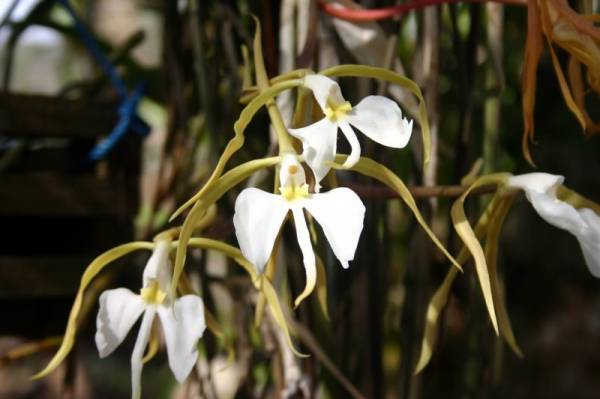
251;15;294;154
241;45;253;90
251;15;268;89
484;195;523;358
414;266;460;374
415;193;503;373
450;174;510;335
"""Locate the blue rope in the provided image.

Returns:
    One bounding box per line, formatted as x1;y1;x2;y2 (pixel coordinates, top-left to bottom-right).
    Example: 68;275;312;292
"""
55;0;150;160
89;82;148;161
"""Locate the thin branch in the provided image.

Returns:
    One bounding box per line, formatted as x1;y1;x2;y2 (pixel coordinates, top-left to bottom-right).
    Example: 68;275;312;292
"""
343;183;496;199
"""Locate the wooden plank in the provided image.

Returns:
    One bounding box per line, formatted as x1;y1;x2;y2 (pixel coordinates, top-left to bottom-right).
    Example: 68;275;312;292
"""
0;173;130;216
0;217;133;255
0;92;118;138
0;256;91;298
0;298;72;336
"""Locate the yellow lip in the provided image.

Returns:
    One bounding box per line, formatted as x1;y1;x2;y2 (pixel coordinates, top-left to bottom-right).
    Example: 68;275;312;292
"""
279;184;310;201
140;280;167;305
324;100;352;122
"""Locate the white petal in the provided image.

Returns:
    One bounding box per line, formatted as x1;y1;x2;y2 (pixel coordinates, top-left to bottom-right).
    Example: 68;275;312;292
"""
525;191;585;235
338;121;362;168
573;208;600;277
130;308;156;399
95;288;145;358
508;173;564;194
233;188;290;272
142;240;171;290
304;188;365;268
288;117;338;188
346;95;413;148
511;173;600;278
157;295;206;382
302;74;345;111
291;206;317;307
526;191;600;277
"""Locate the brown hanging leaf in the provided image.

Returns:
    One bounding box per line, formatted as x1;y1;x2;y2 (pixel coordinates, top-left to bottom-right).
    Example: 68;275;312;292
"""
521;0;600;163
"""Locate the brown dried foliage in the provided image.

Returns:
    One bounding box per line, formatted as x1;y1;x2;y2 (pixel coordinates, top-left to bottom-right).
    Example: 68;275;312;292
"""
522;0;600;164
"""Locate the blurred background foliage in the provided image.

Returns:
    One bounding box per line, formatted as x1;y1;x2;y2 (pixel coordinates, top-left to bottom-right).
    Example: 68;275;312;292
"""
0;0;599;398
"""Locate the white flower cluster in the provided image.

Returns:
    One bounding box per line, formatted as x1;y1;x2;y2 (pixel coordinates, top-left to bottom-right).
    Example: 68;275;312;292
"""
233;74;413;305
93;73;414;399
92;75;600;399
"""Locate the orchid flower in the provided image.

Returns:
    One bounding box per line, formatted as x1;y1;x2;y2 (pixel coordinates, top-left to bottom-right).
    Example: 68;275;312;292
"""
288;74;413;190
233;154;365;305
95;241;206;399
508;173;600;277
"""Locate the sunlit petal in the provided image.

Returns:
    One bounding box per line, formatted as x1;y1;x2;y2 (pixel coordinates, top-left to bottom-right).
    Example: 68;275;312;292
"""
157;295;206;382
95;288;145;358
130;309;155;399
291;206;317;307
304;188;365;268
338;122;362;169
346;95;413;148
288;117;338;187
508;172;564;194
233;188;289;272
302;74;345;110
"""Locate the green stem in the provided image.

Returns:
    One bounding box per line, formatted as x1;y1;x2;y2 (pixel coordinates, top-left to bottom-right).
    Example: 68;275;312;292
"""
240;68;314;103
252;16;295;154
266;100;295;154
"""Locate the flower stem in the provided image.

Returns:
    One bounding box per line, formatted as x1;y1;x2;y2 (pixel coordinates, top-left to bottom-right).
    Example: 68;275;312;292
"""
252;16;295;154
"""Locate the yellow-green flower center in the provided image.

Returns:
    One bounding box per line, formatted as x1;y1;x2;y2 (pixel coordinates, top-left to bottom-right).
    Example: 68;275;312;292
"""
324;100;352;122
280;183;309;201
140;280;167;305
279;163;309;201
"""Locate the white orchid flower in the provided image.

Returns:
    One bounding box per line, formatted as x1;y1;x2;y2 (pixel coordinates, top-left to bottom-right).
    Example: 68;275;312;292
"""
508;173;600;277
95;241;206;399
233;154;365;305
289;74;413;189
